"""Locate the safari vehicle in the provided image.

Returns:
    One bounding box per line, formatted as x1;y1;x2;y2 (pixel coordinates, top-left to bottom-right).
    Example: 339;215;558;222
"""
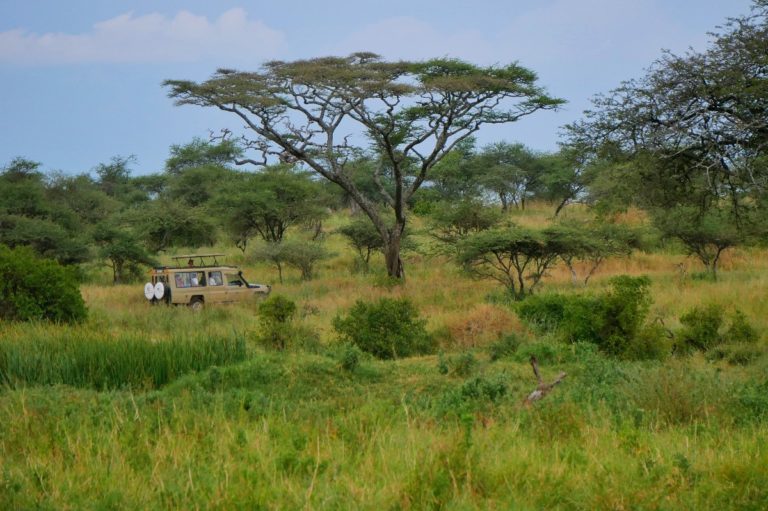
143;254;271;310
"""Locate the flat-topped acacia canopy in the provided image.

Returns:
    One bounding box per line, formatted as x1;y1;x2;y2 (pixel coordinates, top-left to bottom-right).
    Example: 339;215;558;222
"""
165;53;564;279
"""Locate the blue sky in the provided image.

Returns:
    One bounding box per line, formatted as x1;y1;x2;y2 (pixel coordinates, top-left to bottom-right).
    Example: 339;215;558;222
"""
0;0;755;175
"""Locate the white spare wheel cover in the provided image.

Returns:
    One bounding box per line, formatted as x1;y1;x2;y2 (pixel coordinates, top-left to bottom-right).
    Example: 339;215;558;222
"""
153;282;165;300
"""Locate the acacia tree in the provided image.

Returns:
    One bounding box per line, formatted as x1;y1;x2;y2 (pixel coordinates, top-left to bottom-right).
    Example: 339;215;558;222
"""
566;2;768;227
476;142;544;211
457;227;564;299
165;53;562;278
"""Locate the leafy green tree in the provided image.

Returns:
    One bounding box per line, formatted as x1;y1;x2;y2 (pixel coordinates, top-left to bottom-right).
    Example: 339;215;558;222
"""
337;217;385;272
45;172;121;227
0;245;87;323
214;166;329;251
93;223;157;284
166;165;233;208
427;198;501;249
0;214;90;265
457;226;563;299
654;206;742;279
537;147;590;216
130;200;217;252
251;241;287;284
93;156;136;199
475;142;544;211
566;2;768;263
548;221;640;285
166;53;563;279
0;158;49;218
165;138;242;175
422;137;481;202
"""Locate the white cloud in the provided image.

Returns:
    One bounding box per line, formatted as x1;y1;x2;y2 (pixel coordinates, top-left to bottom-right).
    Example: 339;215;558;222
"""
330;0;696;71
0;8;285;65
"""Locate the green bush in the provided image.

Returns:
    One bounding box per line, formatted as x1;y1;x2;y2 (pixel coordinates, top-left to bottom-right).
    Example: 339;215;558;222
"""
0;244;87;323
515;294;567;332
258;295;297;350
438;352;478;377
332;298;434;359
624;323;670;361
336;343;363;372
515;276;658;360
678;304;724;352
435;373;508;419
488;333;522;361
726;310;759;344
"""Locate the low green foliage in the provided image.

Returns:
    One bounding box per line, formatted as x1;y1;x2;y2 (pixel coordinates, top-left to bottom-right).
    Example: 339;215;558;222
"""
676;306;759;356
333;298;435;359
437;351;478;377
516;276;662;360
488;333;522;361
678;304;725;352
0;331;246;390
257;295;297;350
0;245;87;323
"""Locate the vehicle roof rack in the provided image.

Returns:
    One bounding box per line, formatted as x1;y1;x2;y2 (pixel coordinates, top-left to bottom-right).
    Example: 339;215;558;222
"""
171;253;227;267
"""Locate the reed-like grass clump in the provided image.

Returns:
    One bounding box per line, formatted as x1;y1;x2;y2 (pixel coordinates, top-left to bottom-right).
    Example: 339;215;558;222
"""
0;329;247;390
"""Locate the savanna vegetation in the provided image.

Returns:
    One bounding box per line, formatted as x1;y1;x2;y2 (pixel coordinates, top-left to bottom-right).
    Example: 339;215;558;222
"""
1;2;768;509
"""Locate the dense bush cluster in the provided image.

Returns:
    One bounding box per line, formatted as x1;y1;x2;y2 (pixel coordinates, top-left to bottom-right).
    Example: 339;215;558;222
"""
333;298;435;359
516;276;664;360
257;295;298;350
0;245;87;323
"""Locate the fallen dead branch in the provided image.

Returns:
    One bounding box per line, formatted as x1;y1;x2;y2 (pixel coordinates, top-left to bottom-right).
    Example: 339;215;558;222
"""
524;355;566;405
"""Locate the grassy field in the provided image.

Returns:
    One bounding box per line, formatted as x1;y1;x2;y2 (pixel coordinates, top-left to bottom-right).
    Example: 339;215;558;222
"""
2;206;768;509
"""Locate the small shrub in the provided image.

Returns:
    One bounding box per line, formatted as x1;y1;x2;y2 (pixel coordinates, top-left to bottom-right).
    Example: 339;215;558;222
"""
0;245;87;323
678;304;724;352
731;380;768;424
623;323;670;361
258;295;297;350
516;293;568;332
435;373;508;419
707;344;762;365
515;275;656;360
439;352;478;377
280;240;332;281
488;333;522;361
726;310;759;344
333;298;434;360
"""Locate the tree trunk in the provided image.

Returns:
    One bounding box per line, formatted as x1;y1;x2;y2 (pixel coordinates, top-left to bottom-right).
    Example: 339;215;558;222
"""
554;197;569;217
383;231;405;279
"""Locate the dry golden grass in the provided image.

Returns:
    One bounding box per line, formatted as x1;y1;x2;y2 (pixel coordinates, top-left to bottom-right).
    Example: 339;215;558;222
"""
20;203;765;349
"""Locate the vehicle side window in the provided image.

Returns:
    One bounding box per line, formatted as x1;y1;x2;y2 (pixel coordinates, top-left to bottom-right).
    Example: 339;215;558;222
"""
208;271;223;286
175;272;204;288
226;273;243;287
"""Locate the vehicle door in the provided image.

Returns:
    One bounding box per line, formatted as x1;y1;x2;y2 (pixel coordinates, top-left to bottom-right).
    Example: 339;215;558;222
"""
205;270;227;304
225;271;250;303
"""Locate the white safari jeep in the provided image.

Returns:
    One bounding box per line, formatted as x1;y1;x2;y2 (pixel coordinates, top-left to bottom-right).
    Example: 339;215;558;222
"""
143;254;271;310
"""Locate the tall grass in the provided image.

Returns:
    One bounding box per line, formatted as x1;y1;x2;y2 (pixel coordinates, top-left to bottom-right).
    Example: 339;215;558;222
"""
0;330;247;390
1;205;768;508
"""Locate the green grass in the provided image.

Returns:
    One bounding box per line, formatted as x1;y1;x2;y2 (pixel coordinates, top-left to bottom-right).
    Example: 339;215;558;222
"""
1;350;768;509
1;206;768;509
0;329;247;390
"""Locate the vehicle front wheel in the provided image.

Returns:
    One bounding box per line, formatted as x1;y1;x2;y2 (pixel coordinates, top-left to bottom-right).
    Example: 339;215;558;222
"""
189;297;204;311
